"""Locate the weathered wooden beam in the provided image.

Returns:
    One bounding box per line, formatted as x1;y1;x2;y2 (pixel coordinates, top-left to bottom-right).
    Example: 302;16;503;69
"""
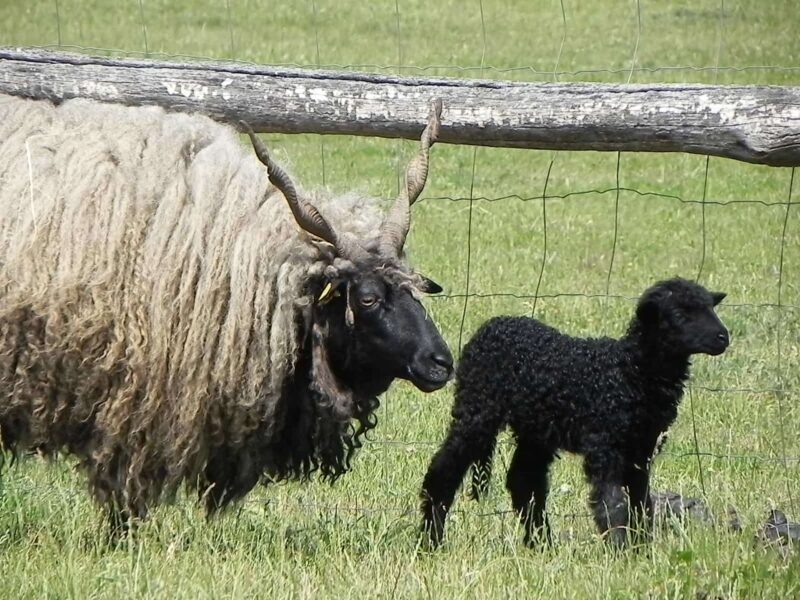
1;47;799;166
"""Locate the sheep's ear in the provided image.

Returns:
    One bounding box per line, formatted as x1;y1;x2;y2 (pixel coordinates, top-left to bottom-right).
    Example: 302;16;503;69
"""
637;288;672;324
418;275;443;295
711;291;727;306
636;298;660;324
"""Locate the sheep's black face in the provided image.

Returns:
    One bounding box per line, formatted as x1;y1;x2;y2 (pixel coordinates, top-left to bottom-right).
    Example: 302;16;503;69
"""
636;279;730;356
320;273;453;394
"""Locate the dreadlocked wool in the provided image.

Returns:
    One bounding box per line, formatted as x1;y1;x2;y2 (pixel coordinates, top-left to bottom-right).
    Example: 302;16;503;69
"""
0;93;406;512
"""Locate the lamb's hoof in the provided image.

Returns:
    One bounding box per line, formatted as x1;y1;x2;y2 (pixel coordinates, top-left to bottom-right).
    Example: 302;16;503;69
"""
651;490;713;526
756;509;800;555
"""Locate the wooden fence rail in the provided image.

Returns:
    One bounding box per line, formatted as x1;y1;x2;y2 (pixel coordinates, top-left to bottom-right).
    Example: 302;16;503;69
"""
1;47;799;166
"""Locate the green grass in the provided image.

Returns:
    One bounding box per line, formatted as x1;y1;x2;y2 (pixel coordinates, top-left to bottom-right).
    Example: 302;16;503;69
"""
2;1;800;598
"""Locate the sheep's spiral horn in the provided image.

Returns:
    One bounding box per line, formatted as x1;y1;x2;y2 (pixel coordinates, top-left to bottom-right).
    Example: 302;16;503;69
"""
242;123;367;260
378;99;442;257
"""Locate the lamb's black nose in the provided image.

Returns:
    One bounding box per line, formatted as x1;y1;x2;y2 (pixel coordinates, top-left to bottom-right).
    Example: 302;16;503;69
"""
717;331;730;346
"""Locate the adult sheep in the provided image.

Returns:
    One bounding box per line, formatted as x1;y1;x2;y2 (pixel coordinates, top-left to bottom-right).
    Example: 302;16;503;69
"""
0;93;453;534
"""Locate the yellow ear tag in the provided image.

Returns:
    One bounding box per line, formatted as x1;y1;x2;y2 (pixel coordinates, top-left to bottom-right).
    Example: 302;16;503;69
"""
317;282;335;304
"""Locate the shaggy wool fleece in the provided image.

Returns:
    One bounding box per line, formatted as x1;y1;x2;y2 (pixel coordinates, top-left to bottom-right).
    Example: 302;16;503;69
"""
0;93;387;509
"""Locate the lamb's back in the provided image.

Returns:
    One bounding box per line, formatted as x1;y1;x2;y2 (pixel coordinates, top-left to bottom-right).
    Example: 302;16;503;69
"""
455;317;637;444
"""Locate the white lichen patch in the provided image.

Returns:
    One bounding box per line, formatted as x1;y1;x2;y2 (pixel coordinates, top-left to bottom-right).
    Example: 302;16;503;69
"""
220;78;233;101
162;81;211;101
54;80;120;100
308;88;328;102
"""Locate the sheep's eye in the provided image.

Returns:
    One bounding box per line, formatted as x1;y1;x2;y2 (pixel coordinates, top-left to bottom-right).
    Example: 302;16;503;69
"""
359;295;378;308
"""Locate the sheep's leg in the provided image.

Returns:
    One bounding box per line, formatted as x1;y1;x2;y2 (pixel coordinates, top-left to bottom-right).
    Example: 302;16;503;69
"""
420;425;499;548
203;446;260;515
585;454;630;548
92;455;147;544
624;462;653;545
589;480;629;548
468;438;497;500
107;503;132;540
506;441;554;547
106;492;147;544
107;508;144;542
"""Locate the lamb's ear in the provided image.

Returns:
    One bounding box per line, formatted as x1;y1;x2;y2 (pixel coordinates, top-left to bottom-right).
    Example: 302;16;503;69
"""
636;297;660;324
711;291;727;306
637;288;672;324
418;275;443;295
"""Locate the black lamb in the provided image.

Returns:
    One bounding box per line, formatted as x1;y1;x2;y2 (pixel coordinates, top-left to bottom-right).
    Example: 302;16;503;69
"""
420;278;729;549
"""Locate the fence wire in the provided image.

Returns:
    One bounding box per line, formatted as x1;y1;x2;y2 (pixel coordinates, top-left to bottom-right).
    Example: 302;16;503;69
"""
4;0;797;523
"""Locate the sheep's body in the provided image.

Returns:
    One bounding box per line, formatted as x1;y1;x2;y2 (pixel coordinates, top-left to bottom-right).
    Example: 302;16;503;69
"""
0;93;451;529
454;317;681;464
421;278;729;548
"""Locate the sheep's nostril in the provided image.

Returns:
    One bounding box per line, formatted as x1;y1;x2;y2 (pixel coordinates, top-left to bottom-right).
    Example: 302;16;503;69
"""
717;332;730;345
430;352;453;370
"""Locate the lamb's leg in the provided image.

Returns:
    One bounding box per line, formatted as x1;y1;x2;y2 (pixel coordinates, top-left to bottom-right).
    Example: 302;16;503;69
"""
506;441;555;547
420;424;499;548
624;461;653;545
584;453;630;548
468;438;497;500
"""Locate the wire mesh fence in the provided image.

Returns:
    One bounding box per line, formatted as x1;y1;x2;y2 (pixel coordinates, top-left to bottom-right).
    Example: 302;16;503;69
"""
2;0;798;522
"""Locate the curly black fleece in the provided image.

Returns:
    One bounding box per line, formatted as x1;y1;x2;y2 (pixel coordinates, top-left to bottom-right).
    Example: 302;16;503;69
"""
420;277;729;549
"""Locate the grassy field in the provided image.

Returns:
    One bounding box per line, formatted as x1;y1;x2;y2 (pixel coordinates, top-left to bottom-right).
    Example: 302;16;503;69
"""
2;1;799;598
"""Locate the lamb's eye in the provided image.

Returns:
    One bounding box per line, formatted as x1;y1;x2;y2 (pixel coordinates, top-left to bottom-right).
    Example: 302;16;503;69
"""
672;309;688;322
360;295;378;307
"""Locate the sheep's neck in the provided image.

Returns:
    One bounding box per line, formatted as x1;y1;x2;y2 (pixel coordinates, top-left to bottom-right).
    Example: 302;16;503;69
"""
623;322;691;385
325;337;394;400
